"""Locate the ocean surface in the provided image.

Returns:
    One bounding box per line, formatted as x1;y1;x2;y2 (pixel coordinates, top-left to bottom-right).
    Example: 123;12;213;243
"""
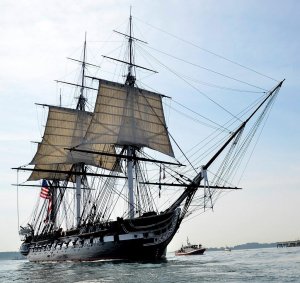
0;247;299;283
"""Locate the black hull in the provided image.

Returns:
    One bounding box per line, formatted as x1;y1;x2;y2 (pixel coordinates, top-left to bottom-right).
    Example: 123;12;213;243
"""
21;209;180;262
27;238;167;262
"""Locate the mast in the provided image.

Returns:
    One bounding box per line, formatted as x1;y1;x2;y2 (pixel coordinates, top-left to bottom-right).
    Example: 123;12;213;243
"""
75;33;87;227
75;165;82;227
125;9;136;86
126;9;135;219
127;147;135;218
50;180;58;229
93;10;167;218
76;32;87;111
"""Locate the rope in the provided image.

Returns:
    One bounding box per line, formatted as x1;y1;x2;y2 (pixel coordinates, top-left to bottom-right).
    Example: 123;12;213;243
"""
17;171;20;231
134;16;279;83
143;44;268;91
136;45;242;122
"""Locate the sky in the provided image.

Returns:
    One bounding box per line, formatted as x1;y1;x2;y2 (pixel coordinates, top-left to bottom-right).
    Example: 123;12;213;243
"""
0;0;299;252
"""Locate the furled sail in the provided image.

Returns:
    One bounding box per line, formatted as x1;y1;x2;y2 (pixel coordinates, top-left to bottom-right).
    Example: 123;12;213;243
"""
30;106;117;173
84;79;174;157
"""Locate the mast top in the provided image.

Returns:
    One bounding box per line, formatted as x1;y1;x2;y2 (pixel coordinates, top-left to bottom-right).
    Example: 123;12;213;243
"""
125;10;136;86
107;10;157;84
76;32;87;110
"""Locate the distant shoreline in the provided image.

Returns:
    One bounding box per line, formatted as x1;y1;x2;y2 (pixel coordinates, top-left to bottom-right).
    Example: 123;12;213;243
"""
173;241;300;253
207;242;277;251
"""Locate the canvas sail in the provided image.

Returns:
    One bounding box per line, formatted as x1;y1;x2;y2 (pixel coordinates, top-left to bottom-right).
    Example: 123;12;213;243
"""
84;79;174;157
27;164;73;181
30;106;117;173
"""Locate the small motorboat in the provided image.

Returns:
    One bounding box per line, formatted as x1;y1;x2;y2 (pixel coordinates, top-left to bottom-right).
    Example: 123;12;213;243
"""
175;238;206;256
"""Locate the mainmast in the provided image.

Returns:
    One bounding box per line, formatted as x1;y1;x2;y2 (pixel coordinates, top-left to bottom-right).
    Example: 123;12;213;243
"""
126;10;136;219
76;33;87;227
80;11;164;219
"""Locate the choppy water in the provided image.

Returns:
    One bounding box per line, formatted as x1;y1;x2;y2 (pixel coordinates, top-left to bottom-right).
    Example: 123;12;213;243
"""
0;247;299;283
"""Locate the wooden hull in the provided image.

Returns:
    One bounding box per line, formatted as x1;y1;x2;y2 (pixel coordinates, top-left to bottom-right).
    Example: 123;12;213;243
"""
21;209;180;262
26;238;167;262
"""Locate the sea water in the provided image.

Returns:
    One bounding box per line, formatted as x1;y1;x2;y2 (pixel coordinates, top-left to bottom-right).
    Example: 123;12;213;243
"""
0;247;299;282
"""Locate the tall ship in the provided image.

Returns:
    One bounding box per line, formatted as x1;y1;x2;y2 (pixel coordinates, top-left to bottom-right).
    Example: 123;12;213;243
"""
14;13;284;262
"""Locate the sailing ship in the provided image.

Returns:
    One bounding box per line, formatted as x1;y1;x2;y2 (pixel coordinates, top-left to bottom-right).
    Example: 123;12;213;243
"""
15;13;284;262
175;238;206;256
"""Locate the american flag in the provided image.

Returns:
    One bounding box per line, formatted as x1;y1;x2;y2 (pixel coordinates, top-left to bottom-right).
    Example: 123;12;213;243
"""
40;180;52;222
40;179;50;199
